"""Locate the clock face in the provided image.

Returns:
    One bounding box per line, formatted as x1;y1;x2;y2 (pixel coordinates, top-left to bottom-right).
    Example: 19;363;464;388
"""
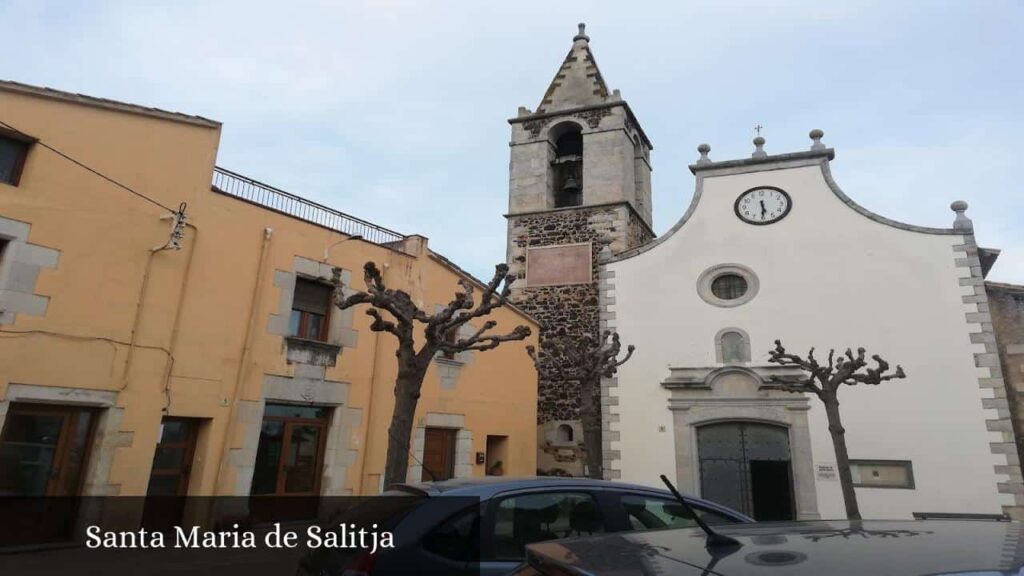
734;186;792;225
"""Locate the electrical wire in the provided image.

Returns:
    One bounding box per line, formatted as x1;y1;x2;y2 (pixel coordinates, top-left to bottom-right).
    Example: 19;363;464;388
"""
0;327;172;357
0;118;176;213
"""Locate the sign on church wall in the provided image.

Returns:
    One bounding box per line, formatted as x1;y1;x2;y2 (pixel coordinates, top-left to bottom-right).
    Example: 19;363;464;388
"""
526;243;592;286
815;462;839;482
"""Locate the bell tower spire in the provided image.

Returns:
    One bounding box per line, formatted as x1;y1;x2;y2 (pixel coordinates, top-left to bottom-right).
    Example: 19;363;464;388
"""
503;24;655;477
535;22;611;114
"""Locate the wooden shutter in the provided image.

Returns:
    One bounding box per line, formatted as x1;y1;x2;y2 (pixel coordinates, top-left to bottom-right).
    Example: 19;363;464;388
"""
293;278;332;314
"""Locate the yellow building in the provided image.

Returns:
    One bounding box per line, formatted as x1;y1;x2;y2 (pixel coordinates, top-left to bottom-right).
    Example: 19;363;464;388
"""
0;81;538;525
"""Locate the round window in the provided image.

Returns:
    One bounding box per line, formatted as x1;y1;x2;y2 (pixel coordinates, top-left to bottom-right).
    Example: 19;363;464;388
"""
696;264;759;308
711;274;748;300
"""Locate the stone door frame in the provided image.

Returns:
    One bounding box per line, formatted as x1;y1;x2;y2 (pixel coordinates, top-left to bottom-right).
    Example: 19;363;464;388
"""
663;365;821;520
409;412;473;482
228;370;356;498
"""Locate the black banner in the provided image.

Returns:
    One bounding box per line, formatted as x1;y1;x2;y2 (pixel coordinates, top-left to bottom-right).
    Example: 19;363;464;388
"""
0;496;482;576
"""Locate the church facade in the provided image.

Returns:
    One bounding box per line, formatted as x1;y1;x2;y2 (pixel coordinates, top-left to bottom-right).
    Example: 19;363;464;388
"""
508;25;1024;520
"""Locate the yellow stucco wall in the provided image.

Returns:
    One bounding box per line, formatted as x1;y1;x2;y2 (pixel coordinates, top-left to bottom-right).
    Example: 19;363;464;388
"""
0;84;538;499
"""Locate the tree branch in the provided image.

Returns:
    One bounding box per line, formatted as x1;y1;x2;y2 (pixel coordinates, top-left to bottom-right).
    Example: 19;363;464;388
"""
452;325;532;352
767;340;824;394
846;354;906;385
336;260;530;363
438;264;515;333
364;308;401;336
530;331;636;384
770;339;906;394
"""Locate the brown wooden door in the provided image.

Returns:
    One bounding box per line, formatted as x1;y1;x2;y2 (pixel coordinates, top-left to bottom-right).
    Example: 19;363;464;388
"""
146;418;200;496
0;403;96;545
142;418;200;530
281;422;325;494
250;405;329;522
422;427;456;481
0;403;96;497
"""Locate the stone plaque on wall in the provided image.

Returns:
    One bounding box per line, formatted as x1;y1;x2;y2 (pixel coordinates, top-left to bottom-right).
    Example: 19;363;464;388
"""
526;243;592;286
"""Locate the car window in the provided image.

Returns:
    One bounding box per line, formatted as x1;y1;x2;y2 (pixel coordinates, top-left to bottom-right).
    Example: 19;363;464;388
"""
621;495;737;531
489;492;604;561
422;505;480;562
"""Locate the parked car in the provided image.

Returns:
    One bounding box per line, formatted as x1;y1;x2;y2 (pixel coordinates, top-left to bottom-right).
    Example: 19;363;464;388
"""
511;518;1024;575
296;477;752;576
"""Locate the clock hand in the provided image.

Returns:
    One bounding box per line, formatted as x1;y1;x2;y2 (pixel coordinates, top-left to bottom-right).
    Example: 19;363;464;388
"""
760;200;766;218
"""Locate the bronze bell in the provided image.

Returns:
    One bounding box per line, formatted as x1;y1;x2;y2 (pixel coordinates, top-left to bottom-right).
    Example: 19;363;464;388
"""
562;175;580;193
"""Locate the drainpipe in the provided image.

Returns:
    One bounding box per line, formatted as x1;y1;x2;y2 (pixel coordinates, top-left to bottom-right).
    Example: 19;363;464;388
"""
160;223;199;414
213;227;273;495
355;290;386;495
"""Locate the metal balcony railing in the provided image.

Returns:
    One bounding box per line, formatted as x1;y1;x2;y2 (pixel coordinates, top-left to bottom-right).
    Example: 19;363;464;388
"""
212;167;408;249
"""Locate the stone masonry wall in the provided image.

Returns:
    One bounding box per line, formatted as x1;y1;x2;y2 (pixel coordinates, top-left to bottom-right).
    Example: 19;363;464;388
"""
508;203;653;425
988;281;1024;468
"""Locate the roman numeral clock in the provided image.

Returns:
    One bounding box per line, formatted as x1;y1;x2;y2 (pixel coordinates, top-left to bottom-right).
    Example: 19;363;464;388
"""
735;186;792;225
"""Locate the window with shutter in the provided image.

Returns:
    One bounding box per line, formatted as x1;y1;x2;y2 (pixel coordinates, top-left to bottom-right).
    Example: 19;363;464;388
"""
0;134;30;186
290;278;332;341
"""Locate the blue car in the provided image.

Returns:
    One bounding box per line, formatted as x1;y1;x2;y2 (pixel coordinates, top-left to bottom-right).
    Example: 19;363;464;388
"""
297;477;752;576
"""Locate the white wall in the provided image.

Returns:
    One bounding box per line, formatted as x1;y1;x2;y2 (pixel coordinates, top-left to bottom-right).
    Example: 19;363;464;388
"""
606;158;1010;519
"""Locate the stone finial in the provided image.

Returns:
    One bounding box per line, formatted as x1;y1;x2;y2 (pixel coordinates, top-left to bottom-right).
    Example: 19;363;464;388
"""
752;136;767;159
574;22;590;42
809;129;825;151
951;200;973;232
696;143;712;165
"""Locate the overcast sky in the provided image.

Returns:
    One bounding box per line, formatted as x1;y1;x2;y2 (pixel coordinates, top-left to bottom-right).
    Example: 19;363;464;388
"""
3;0;1021;283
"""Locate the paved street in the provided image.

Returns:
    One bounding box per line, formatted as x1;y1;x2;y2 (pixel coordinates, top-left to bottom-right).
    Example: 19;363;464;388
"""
0;544;305;576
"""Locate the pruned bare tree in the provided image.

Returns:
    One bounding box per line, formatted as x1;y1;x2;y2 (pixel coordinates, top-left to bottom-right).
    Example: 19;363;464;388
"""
768;340;906;520
528;331;635;479
334;262;531;487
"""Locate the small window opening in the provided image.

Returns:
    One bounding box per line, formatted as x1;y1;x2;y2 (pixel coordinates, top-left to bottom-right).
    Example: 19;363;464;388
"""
290;277;332;341
0;134;29;186
556;424;574;444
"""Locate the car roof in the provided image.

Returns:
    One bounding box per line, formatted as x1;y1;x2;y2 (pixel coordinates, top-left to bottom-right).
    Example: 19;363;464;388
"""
388;476;755;523
525;519;1024;575
391;476;678;498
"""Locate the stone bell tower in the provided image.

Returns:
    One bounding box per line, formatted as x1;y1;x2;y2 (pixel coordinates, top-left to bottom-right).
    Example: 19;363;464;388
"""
505;23;655;476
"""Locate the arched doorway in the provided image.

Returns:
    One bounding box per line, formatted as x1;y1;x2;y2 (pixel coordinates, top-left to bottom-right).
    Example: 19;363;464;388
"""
697;422;795;521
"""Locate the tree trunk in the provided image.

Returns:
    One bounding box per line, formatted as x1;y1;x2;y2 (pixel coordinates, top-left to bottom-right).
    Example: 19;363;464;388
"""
580;376;603;479
823;394;861;520
382;364;428;488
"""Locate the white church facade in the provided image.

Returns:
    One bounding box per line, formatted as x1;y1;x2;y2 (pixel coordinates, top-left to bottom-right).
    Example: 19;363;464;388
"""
600;140;1016;520
506;24;1022;521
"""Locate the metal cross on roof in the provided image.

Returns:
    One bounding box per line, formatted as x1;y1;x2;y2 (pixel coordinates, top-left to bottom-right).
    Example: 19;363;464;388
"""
754;124;764;136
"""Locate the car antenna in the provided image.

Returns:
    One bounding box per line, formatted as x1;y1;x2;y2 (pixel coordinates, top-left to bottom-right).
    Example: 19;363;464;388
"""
660;474;742;551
